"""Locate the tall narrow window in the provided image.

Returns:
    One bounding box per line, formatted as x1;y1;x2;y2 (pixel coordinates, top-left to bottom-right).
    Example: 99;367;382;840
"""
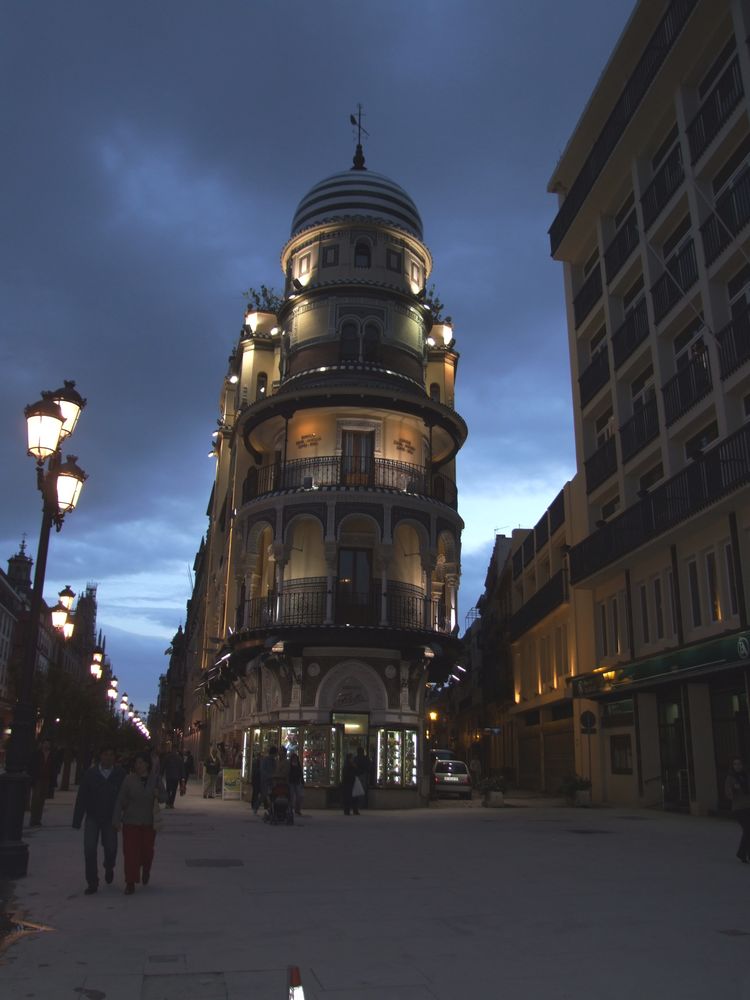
706;551;722;622
336;548;373;625
688;560;702;627
340;321;359;362
610;597;620;655
654;577;665;640
362;323;380;363
255;372;268;401
341;430;374;485
725;543;739;617
640;584;650;644
354;241;371;268
429;383;440;402
598;602;609;657
668;568;678;636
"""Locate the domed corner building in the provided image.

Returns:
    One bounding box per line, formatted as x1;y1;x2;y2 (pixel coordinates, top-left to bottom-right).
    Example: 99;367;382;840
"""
190;145;467;808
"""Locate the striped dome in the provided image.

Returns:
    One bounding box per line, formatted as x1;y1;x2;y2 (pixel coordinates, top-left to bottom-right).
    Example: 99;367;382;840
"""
291;168;423;239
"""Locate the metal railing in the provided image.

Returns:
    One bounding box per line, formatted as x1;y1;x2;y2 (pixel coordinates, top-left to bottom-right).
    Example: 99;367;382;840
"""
242;455;458;509
570;422;750;583
579;347;610;408
620;396;660;464
612;297;649;369
573;266;603;328
662;351;712;426
687;55;743;164
509;569;568;642
641;144;685;231
604;210;639;283
700;166;750;268
650;240;698;324
584;435;617;494
717;303;750;379
549;489;565;534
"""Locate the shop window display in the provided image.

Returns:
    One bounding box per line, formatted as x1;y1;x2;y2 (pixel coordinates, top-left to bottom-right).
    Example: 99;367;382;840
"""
375;728;418;787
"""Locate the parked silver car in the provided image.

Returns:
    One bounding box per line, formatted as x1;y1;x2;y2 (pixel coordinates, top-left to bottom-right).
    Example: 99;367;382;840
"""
432;759;472;799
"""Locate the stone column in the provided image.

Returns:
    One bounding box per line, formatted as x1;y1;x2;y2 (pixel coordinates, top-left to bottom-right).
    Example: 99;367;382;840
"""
324;540;337;624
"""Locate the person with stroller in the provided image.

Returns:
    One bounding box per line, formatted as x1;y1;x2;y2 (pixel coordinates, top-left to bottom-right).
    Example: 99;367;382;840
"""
288;753;305;816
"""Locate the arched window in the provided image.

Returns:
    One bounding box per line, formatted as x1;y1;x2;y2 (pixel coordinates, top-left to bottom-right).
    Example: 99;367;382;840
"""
354;241;371;268
255;373;268;401
340;321;359;362
429;383;440;402
362;323;380;363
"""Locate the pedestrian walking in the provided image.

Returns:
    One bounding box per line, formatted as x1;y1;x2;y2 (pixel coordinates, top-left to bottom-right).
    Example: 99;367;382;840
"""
161;742;185;808
183;750;195;780
354;746;369;808
203;744;221;798
288;753;305;816
725;757;750;863
259;746;277;812
341;753;361;816
72;745;126;894
29;738;56;827
112;752;165;894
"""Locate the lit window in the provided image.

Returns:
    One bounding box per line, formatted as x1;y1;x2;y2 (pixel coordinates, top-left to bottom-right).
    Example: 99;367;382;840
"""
299;254;311;276
255;373;268;401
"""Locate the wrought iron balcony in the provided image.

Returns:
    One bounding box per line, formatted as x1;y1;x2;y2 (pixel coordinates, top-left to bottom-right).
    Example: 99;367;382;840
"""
687;56;743;165
604;211;639;283
663;351;712;426
700;167;750;268
548;0;697;254
236;579;450;634
509;569;568;642
650;240;698;324
717;303;750;379
579;347;610;409
620;396;660;464
641;144;685;231
612;298;650;370
242;455;458;509
570;422;750;584
573;266;603;328
585;435;617;494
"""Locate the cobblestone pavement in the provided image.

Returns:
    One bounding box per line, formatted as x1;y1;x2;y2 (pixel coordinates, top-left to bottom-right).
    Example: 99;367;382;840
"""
0;781;748;999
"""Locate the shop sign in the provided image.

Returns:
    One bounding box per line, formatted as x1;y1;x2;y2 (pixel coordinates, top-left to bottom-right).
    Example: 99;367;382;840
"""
222;768;242;800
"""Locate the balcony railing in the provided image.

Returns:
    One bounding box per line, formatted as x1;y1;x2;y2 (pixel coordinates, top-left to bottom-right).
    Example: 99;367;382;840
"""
641;144;685;231
570;422;750;584
549;489;565;534
579;348;610;409
237;580;450;633
612;297;650;370
687;56;744;165
620;396;660;463
573;266;603;328
512;548;523;580
534;511;549;552
604;211;639;283
585;435;617;494
509;569;568;642
717;303;750;379
700;167;750;268
548;0;698;254
662;351;712;425
650;240;698;324
522;533;535;568
242;455;458;509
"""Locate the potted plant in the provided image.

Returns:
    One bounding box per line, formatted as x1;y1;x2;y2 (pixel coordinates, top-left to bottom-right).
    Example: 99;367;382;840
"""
478;775;505;808
561;774;592;807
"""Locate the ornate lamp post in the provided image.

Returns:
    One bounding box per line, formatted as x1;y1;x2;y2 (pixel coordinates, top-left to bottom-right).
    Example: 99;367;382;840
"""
0;381;86;878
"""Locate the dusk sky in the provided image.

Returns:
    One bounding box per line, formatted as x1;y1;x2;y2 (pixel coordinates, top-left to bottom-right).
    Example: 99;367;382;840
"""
1;1;635;710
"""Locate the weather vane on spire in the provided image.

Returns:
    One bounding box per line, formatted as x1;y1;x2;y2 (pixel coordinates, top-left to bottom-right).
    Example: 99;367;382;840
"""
349;103;369;170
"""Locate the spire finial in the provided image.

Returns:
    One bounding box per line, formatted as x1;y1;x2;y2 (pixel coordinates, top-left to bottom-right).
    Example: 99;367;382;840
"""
349;104;369;170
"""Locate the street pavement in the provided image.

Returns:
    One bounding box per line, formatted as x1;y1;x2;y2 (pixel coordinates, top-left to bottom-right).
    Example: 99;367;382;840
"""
1;780;749;999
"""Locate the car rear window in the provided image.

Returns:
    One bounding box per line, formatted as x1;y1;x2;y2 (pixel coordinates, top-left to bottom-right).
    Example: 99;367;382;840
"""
435;761;468;774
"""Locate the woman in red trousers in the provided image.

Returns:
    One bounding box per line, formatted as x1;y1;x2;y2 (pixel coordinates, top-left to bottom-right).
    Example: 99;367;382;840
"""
112;752;164;894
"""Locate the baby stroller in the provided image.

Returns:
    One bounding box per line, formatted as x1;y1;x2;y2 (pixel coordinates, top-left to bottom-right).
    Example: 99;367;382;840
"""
264;781;294;825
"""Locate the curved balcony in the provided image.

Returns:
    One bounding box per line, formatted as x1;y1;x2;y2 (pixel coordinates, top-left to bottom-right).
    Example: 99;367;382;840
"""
236;579;451;634
242;455;458;509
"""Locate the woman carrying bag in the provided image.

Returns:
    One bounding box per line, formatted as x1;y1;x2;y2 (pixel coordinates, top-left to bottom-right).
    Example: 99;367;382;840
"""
112;752;165;894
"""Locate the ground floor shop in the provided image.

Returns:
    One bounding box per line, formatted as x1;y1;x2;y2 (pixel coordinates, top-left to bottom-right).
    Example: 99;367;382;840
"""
513;703;576;794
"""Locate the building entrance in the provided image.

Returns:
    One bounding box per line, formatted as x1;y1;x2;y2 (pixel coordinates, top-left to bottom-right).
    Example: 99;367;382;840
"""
658;691;689;811
332;711;369;776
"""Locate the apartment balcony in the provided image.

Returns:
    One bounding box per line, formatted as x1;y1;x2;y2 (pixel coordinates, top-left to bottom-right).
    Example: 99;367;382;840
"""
650;240;698;324
662;351;712;426
509;569;568;642
242;455;458;509
534;511;549;552
578;348;610;408
512;548;523;580
717;303;750;379
700;167;750;268
570;423;750;583
573;267;603;328
687;56;744;165
549;489;565;534
522;532;535;568
620;396;660;464
548;0;697;254
236;579;450;634
612;297;650;369
584;435;617;494
604;211;639;283
641;144;685;231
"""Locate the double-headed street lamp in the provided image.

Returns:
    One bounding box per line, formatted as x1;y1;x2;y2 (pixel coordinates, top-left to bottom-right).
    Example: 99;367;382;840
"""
0;381;87;879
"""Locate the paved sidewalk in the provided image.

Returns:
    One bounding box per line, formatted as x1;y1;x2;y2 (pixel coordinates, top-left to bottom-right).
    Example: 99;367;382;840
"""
1;780;749;999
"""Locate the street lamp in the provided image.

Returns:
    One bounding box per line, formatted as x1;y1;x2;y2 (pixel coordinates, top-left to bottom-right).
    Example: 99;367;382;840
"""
58;586;75;611
50;602;69;631
61;616;75;641
0;381;87;879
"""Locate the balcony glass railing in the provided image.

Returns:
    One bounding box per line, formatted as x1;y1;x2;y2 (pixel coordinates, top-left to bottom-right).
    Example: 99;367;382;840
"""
584;435;617;494
242;455;458;509
717;303;750;379
620;396;660;463
663;351;712;425
700;167;750;268
651;240;698;324
571;423;750;583
687;56;743;164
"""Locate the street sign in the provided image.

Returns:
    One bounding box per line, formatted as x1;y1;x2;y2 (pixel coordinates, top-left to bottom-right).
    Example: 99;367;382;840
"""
580;710;597;735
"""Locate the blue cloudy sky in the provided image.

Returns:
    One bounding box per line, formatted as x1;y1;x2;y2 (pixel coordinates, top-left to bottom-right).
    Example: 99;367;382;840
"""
1;0;635;709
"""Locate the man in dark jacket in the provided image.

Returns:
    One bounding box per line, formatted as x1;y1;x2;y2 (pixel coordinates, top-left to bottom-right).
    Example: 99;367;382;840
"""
72;745;126;894
161;742;185;808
